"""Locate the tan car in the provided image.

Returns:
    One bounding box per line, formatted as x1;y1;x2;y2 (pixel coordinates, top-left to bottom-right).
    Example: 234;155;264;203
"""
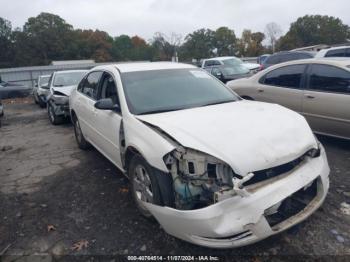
227;58;350;140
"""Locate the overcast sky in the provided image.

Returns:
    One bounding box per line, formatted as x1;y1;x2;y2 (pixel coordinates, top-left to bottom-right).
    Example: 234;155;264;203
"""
1;0;349;41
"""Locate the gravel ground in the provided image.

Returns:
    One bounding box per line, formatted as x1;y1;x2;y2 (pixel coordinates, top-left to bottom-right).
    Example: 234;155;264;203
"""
0;100;349;261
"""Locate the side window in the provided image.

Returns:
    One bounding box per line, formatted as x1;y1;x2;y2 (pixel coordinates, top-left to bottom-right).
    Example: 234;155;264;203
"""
263;65;306;89
309;64;350;94
345;48;350;58
77;76;86;92
325;49;346;57
265;55;280;65
212;60;221;66
82;72;103;99
204;61;213;67
99;74;120;106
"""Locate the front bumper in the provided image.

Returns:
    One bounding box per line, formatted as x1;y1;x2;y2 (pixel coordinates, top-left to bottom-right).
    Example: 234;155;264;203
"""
145;147;330;248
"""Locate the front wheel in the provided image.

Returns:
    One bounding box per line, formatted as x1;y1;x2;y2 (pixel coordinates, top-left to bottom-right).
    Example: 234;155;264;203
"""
129;155;174;218
47;103;64;125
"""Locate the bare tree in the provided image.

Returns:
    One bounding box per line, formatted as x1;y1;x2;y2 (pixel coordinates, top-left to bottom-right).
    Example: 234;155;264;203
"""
152;32;182;61
265;22;282;53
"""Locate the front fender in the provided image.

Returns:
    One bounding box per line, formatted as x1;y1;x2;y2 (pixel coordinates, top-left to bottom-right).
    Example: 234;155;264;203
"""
124;115;175;172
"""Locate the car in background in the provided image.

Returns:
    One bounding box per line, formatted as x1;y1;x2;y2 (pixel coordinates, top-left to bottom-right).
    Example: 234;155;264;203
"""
47;70;87;125
201;56;260;73
0;99;3;127
227;58;350;140
69;62;329;248
260;51;315;70
33;75;51;108
205;64;252;83
315;46;350;58
0;80;32;99
257;54;271;65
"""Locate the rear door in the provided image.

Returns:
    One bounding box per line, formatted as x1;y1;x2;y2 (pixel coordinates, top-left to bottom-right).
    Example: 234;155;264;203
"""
303;64;350;138
75;71;103;143
93;71;123;168
255;64;307;113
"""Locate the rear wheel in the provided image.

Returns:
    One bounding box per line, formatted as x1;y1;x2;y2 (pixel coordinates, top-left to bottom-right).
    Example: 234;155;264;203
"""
47;103;64;125
73;116;90;150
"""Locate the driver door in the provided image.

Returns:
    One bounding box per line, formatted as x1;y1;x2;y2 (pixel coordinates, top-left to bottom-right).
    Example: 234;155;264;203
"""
93;72;123;169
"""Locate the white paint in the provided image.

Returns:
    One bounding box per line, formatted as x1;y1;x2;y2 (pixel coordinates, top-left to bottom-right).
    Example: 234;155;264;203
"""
137;100;317;175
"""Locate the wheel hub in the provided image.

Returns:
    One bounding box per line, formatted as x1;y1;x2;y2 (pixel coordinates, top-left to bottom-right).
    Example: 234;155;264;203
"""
133;165;153;203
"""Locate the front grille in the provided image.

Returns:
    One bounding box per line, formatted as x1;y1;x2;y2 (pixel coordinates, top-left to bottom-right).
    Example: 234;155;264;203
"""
265;178;318;227
244;155;305;186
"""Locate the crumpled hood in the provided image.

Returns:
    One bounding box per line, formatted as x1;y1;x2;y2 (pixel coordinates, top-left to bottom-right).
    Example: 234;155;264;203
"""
52;85;76;96
137;101;317;175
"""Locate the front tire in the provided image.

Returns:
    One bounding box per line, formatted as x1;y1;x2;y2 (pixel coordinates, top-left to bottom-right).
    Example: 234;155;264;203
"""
47;102;64;125
129;155;174;218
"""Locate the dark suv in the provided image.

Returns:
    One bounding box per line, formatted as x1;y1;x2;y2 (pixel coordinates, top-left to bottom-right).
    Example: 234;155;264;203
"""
261;51;315;70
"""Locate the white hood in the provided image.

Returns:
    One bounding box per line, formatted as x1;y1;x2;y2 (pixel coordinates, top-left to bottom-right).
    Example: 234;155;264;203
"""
243;62;260;70
137;101;317;175
52;85;76;97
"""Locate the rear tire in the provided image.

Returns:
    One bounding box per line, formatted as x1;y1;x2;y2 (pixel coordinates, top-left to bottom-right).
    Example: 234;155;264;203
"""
73;116;91;150
47;103;64;125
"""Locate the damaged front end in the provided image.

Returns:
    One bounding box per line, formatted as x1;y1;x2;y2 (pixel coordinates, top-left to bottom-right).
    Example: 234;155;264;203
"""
47;91;70;117
163;148;253;210
144;144;329;248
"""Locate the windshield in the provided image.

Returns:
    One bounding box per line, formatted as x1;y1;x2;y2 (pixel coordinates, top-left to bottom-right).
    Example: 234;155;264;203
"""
53;71;86;87
121;69;239;115
39;76;50;86
221;65;249;75
222;58;243;66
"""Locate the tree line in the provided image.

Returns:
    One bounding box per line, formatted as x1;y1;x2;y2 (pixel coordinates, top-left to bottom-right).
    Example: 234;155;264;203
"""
0;12;349;68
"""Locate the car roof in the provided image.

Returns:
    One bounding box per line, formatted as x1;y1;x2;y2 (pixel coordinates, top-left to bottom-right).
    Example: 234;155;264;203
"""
55;70;88;75
322;45;350;51
93;62;196;73
204;56;239;61
262;57;350;70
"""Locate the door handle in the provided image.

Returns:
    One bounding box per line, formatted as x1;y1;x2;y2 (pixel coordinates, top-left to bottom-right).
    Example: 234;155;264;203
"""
305;94;315;99
258;89;264;93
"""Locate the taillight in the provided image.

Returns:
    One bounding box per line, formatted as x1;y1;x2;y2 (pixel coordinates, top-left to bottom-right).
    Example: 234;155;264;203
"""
259;64;264;71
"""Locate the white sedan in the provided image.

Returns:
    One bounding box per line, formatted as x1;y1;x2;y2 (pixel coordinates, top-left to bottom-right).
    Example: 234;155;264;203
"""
69;62;329;248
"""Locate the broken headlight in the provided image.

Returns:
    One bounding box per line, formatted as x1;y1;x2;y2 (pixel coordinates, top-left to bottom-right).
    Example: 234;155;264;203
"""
163;148;237;210
306;141;321;158
52;91;69;105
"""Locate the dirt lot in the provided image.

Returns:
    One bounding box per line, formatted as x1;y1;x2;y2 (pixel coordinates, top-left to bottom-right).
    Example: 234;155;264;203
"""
0;100;350;261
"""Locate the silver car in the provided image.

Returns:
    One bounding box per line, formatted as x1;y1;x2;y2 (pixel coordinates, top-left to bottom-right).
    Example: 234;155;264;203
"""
33;75;51;108
227;58;350;140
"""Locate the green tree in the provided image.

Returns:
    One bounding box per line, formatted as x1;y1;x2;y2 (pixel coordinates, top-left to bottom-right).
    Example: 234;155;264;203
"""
213;27;236;56
0;17;14;68
278;15;350;50
180;29;215;60
111;35;133;60
19;12;74;65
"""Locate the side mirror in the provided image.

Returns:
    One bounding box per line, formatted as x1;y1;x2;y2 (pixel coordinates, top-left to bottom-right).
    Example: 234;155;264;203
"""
213;71;223;79
94;98;121;112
